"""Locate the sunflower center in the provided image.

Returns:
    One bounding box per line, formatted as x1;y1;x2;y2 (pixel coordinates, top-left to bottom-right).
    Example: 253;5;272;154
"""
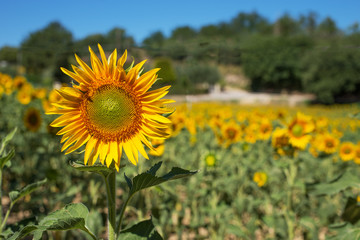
83;84;142;142
291;124;303;137
325;139;334;148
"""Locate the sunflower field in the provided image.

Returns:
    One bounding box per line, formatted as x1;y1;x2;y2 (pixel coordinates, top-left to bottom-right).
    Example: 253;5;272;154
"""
1;64;360;240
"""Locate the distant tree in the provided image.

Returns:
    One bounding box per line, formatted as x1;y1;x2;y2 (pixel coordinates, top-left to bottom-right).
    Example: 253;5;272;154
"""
74;34;107;55
154;57;176;83
106;27;135;52
142;31;166;57
20;21;73;82
164;41;187;61
300;45;360;103
170;26;197;41
0;46;18;64
317;17;339;37
273;14;300;36
299;12;318;35
230;11;271;34
242;36;313;92
199;24;220;37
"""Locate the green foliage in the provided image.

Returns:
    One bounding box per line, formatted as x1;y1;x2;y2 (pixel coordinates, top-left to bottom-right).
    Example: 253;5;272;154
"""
124;162;197;196
20;21;73;82
0;46;18;64
300;45;360;103
119;218;162;240
8;203;96;240
307;171;360;196
242;36;313;92
153;58;176;83
9;179;47;205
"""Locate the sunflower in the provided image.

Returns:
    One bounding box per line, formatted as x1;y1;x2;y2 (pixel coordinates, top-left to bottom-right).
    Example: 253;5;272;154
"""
287;112;315;150
17;89;32;105
318;133;339;154
221;120;242;147
253;172;267;187
24;107;42;132
258;119;272;140
13;76;28;90
339;142;355;162
204;153;217;167
48;44;173;170
353;145;360;164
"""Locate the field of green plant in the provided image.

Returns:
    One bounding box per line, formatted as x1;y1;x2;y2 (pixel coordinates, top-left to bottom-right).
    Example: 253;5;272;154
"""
1;71;360;240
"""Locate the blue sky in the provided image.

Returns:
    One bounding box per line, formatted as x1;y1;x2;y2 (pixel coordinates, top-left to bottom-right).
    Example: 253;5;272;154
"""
1;0;359;48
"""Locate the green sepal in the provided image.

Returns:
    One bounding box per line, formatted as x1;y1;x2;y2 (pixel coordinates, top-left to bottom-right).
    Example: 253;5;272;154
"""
306;171;360;196
8;203;96;240
69;160;125;178
125;58;135;73
162;108;176;118
9;179;47;206
118;218;163;240
125;161;197;195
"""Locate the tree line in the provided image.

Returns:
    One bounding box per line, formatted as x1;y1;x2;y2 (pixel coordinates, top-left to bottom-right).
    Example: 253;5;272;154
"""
1;11;360;103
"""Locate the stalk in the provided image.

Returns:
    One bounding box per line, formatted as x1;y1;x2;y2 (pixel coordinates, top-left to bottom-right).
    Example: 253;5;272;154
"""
104;171;116;240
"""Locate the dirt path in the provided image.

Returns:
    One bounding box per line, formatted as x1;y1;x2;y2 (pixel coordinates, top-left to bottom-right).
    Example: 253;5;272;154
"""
170;89;315;106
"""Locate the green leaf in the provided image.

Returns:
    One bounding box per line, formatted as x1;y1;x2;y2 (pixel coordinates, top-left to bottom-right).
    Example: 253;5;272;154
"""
0;148;15;169
9;179;47;205
7;225;43;240
39;203;88;228
119;218;163;240
125;161;197;195
0;127;17;156
307;171;360;196
342;197;360;224
329;223;360;240
69;160;125;178
8;203;96;240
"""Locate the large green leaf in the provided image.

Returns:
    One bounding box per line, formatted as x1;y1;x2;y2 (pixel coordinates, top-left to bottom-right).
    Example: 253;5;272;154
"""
8;203;96;240
0;127;17;156
307;171;360;196
9;179;47;205
118;218;163;240
125;162;197;195
0;148;14;169
329;223;360;240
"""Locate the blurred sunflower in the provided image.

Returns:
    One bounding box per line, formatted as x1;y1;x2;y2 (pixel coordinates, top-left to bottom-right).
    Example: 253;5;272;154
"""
221;120;242;147
287;112;315;150
48;44;173;170
354;146;360;164
13;76;27;90
204;153;217;167
339;142;355;162
318;133;339;154
258;119;272;140
253;172;267;187
24;107;42;132
17;89;32;105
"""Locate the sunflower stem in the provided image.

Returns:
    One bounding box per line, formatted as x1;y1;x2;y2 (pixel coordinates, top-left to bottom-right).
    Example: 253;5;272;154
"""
104;171;116;240
116;192;134;234
0;169;2;235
